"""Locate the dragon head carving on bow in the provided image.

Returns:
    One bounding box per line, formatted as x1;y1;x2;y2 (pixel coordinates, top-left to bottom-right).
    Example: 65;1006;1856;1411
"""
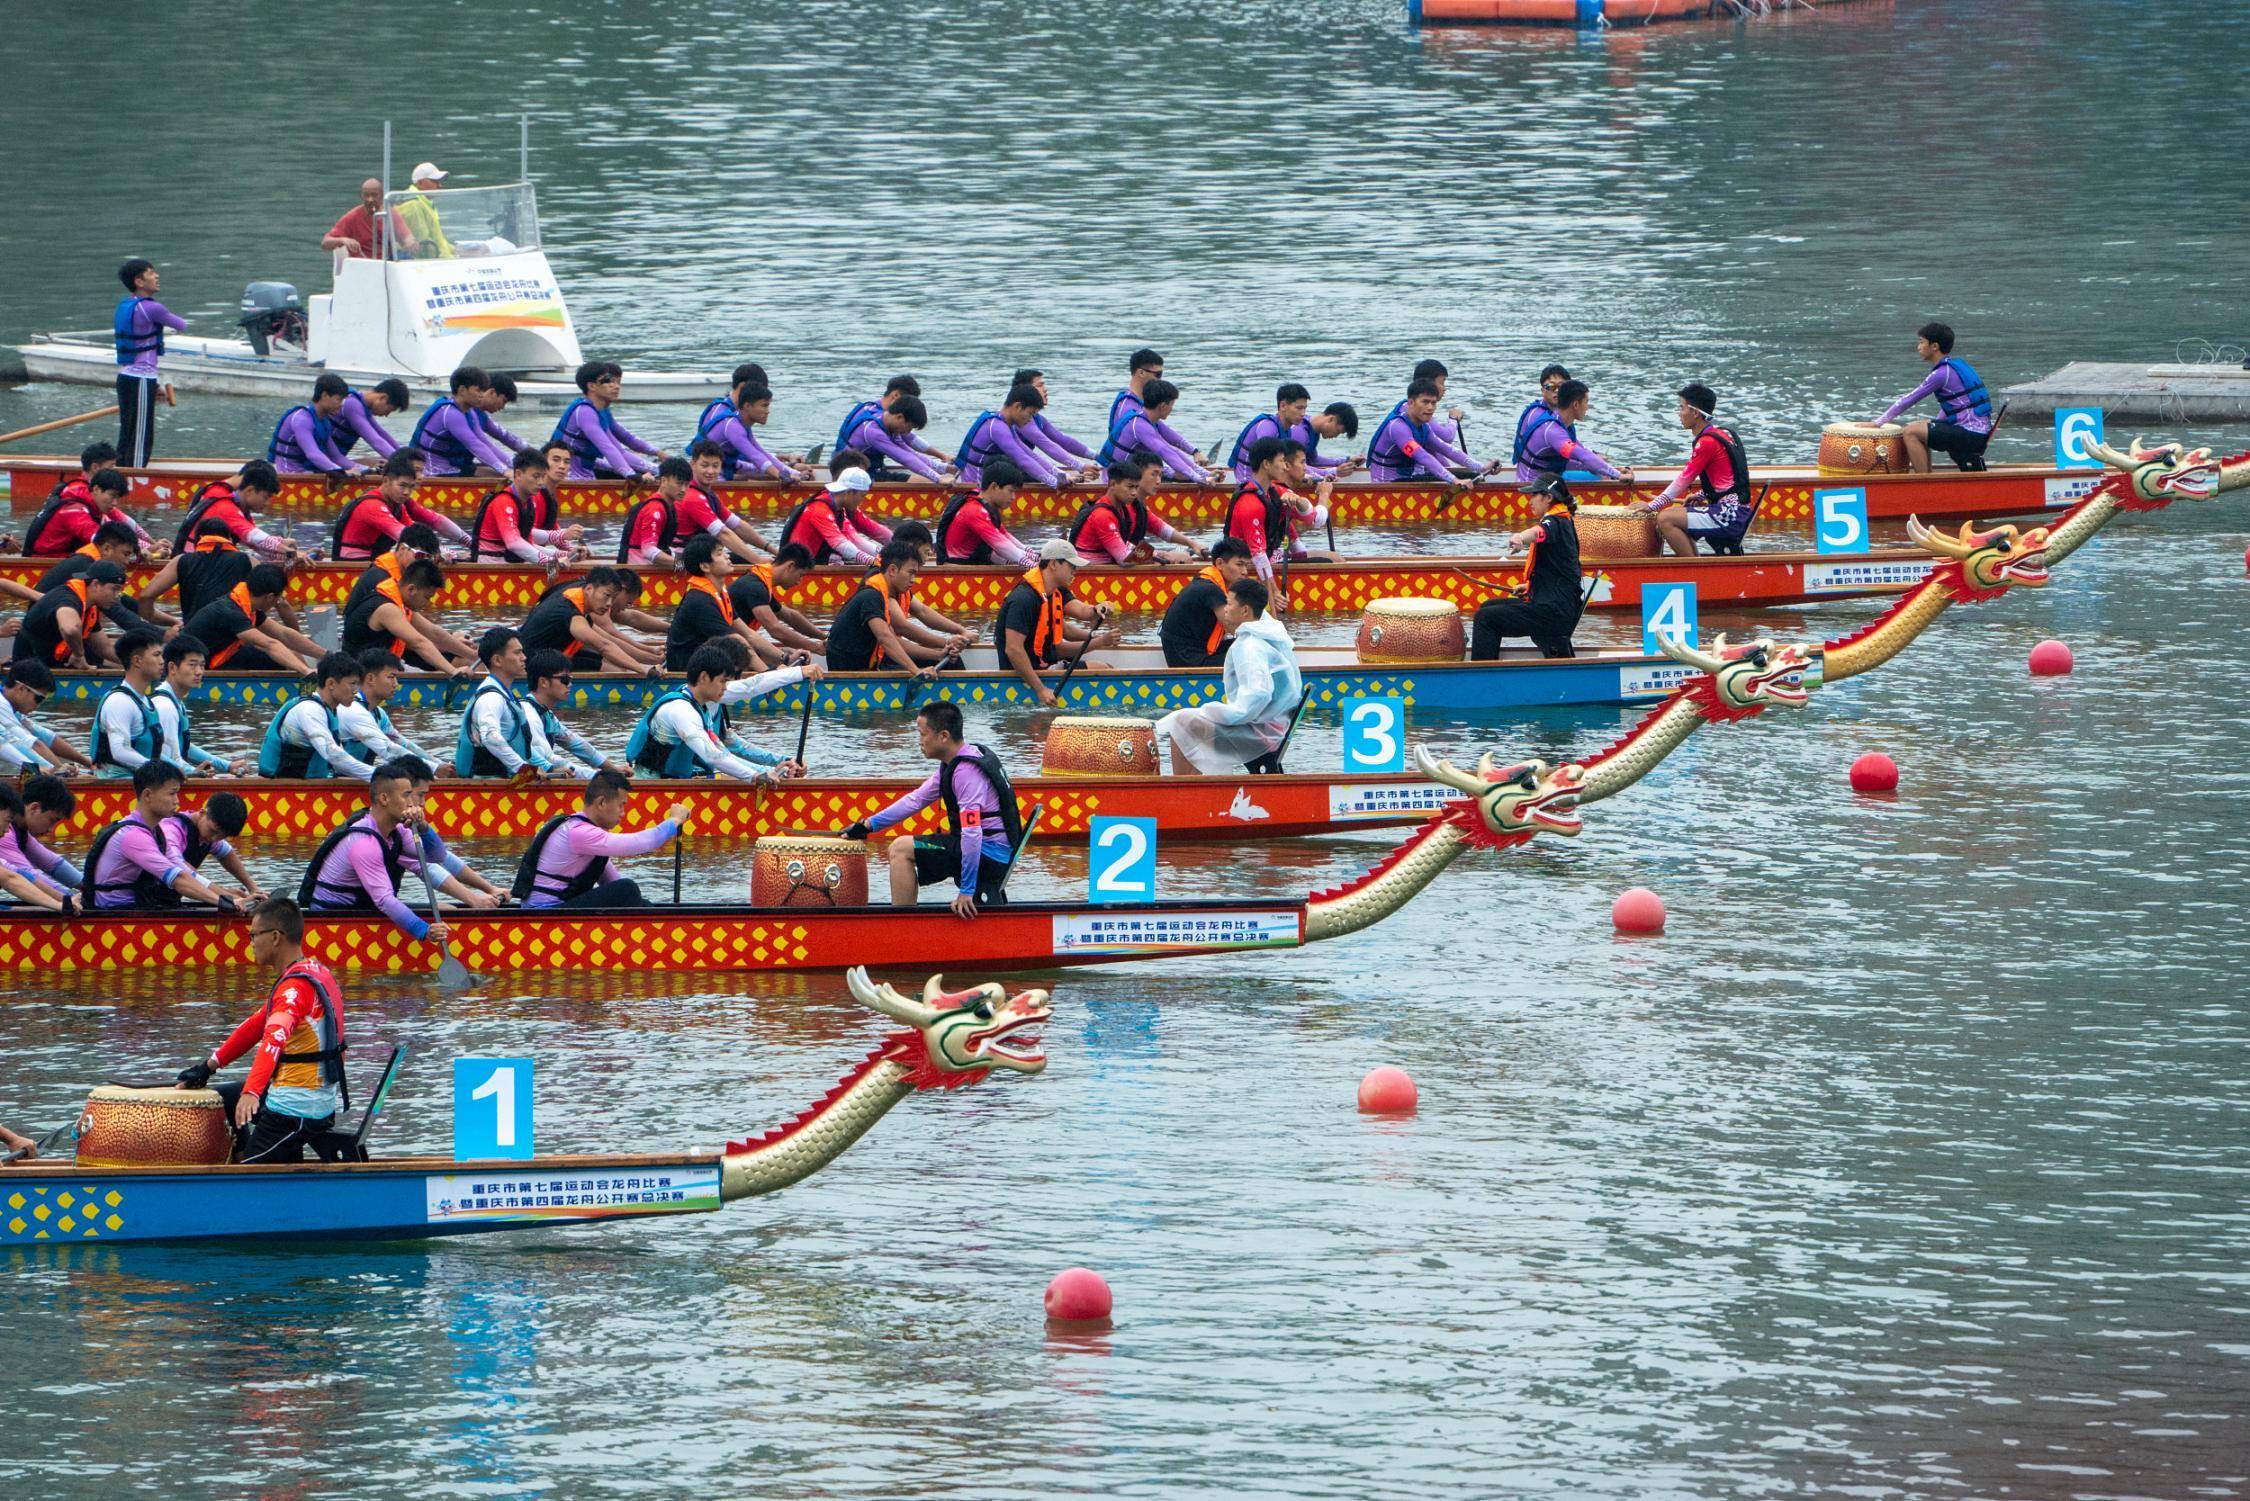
846;968;1052;1090
1412;746;1586;846
2086;437;2222;508
1658;631;1816;722
1904;516;2052;602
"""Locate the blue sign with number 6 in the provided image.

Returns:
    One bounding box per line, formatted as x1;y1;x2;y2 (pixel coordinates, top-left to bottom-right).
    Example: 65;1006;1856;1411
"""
1813;487;1868;554
454;1057;534;1161
1640;582;1698;655
1088;816;1158;904
2055;407;2105;470
1340;696;1407;772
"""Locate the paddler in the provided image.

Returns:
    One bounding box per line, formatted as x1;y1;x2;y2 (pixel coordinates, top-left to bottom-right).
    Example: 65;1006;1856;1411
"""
727;544;826;656
1221;437;1297;589
665;535;783;670
113;258;185;465
340;648;438;767
1159;537;1255;668
1413;358;1479;461
1642;383;1754;556
588;571;669;672
156;634;253;777
1368;380;1476;488
407;367;513;477
552;360;660;480
1110;350;1202;451
1878;320;1995;473
835;376;951;477
871;520;979;656
1511;364;1571;469
1471;476;1583;660
513;769;690;909
1068;456;1203;565
625;643;808;784
695;361;770;445
3;776;86;898
521;651;626;778
621;452;771;567
17;561;129;668
35;522;153;634
1155;578;1302;775
1012;368;1102;480
0;1120;43;1159
479;374;536;455
824;540;957;675
995;540;1119;707
299;756;499;935
840;392;954;484
333;450;469;561
168;461;295;562
136;520;249;626
1275;439;1338;563
341;554;457;673
0;787;76;913
171;898;352;1163
956;385;1070;490
333;378;410;462
936;459;1037;567
843;700;1021;920
779;458;893;565
1514;379;1630;487
81;761;245;912
256;653;379;779
472;448;584;563
25;460;155;558
689;441;782;557
454;629;541;778
0;664;92;776
519;567;645;673
342;523;476;668
182;563;319;675
267;375;366;476
89;629;167;776
1100;380;1220;484
700;383;813;483
1229;384;1362;482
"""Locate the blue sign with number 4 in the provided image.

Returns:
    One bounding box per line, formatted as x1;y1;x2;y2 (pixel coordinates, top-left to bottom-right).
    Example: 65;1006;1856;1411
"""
1813;487;1868;554
1640;582;1698;655
2055;407;2105;470
454;1057;534;1161
1340;696;1407;773
1088;816;1157;904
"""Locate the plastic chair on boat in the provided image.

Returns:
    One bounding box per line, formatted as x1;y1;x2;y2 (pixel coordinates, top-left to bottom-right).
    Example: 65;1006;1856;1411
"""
310;1044;407;1162
1703;487;1765;557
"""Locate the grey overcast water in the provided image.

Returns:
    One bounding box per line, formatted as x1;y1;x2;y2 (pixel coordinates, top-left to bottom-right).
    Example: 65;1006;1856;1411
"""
2;1;2247;1496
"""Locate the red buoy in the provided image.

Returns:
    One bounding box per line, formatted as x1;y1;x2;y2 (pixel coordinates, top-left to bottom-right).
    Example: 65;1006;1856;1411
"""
1357;1065;1419;1115
1849;752;1900;794
2028;639;2074;676
1044;1267;1113;1325
1611;887;1666;934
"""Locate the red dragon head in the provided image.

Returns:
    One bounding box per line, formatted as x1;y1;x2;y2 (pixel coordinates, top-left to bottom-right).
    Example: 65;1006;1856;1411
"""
1412;746;1586;847
1904;515;2053;603
846;968;1052;1091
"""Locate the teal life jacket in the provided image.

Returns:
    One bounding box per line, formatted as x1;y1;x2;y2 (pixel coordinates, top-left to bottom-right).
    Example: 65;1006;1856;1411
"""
625;688;728;779
258;696;345;778
453;676;532;777
91;681;162;772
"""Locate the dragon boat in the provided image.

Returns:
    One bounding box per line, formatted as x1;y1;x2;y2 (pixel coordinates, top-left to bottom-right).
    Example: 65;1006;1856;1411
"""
0;970;1048;1247
0;454;2102;530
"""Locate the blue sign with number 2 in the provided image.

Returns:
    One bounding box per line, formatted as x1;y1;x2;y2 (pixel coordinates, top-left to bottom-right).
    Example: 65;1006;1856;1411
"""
454;1057;534;1161
1088;816;1158;904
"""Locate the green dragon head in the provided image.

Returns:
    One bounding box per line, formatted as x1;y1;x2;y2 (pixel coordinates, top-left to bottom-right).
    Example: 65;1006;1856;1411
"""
846;967;1052;1089
1413;746;1586;845
2085;436;2222;507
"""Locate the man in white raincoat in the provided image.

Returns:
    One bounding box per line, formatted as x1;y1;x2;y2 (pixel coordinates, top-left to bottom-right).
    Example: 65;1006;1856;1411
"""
1155;577;1303;775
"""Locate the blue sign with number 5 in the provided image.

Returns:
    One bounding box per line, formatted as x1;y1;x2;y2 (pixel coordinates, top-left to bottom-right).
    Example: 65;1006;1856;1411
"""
454;1058;534;1161
1640;582;1698;655
2055;407;2105;470
1340;696;1407;773
1813;487;1868;554
1088;816;1157;904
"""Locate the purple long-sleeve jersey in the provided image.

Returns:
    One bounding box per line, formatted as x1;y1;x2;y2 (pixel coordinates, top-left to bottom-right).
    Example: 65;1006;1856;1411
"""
1881;359;1994;435
424;402;517;476
88;813;186;908
1029;413;1092;463
118;299;187;378
843;415;948;482
1231;414;1343;482
866;753;1013;891
1515;418;1622;483
961;414;1066;488
479;411;531;453
559;403;657;481
271;407;358;474
334;391;400;459
706;414;792;479
309;816;432;937
1368;410;1460;483
525;818;679;906
1109;414;1206;482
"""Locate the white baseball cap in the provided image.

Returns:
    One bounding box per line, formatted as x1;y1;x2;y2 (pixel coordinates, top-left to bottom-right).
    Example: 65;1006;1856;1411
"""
410;162;448;183
826;469;873;494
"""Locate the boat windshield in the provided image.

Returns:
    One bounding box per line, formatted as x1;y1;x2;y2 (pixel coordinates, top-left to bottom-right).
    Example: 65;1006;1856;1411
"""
379;182;542;260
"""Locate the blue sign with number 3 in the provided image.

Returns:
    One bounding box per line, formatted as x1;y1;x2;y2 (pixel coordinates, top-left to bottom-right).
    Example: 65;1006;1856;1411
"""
1088;816;1157;904
1813;487;1868;554
1640;582;1698;655
454;1057;534;1161
2055;407;2105;470
1340;696;1407;773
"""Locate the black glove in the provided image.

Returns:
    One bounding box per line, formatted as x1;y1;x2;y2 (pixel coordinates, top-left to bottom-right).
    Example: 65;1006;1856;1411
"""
177;1059;216;1090
843;821;870;842
215;894;241;917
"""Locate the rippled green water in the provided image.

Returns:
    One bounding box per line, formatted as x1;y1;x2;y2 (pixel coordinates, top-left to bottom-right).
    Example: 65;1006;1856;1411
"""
3;2;2249;1496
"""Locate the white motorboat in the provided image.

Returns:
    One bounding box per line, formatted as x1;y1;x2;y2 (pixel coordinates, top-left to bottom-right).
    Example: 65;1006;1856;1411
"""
11;182;722;406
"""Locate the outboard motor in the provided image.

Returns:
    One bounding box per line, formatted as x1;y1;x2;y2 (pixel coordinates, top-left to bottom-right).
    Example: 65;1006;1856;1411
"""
237;282;306;356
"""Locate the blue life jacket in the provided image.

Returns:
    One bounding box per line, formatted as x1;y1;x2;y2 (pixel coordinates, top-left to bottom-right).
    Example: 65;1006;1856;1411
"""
834;401;880;459
954;411;1001;473
114;296;165;365
348;690;397;761
695;397;733;441
1515;411;1572;474
1097;407;1147;469
548;397;619;470
258;697;345;778
698;410;747;481
91;682;162;771
1227;413;1281;472
155;683;202;767
1935;357;1992;424
332;391;372;457
1511;401;1553;465
454;677;533;777
410;397;478;473
1107;389;1141;429
1370;403;1441;474
266;404;335;469
626;689;725;779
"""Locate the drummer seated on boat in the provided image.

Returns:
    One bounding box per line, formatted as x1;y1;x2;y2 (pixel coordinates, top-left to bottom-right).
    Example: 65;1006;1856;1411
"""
341;553;456;674
957;385;1071;492
334;450;470;561
844;699;1021;921
473;448;583;564
0;785;79;915
666;535;786;671
1643;383;1755;557
935;459;1037;568
1878;321;1994;473
342;648;438;767
82;761;243;912
996;540;1119;707
1160;538;1255;668
182;562;319;675
1472;476;1583;661
257;653;380;780
0;671;92;777
90;629;168;777
1515;379;1629;488
729;544;825;656
17;561;129;669
1068;457;1202;566
553;361;661;482
333;378;410;463
408;367;515;479
514;769;690;910
300;756;496;935
174;897;356;1164
626;644;804;785
1156;578;1302;776
156;634;253;777
268;374;367;477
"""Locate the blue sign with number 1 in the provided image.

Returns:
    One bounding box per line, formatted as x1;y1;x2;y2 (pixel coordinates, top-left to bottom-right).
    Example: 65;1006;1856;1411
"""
454;1058;534;1160
1088;816;1157;904
1641;582;1698;655
1340;696;1407;773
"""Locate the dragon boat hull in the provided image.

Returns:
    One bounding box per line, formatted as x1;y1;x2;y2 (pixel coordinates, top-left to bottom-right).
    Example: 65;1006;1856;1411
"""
0;455;2102;530
53;772;1461;844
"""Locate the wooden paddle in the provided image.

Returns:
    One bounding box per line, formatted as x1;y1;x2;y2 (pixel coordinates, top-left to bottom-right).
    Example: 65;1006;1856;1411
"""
671;832;684;905
1047;604;1109;706
0;404;121;448
418;866;474;989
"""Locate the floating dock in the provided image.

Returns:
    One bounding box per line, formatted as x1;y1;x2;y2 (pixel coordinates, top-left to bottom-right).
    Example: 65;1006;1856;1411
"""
2001;361;2250;424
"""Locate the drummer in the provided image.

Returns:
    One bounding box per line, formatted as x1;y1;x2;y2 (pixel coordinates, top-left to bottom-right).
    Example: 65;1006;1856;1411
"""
1642;383;1754;555
172;898;354;1164
513;769;690;909
1514;380;1630;487
1877;320;1994;473
1471;477;1583;660
844;700;1022;920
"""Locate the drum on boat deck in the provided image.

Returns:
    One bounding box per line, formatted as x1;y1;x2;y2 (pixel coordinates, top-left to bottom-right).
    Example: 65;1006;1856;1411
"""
1042;716;1160;777
1355;597;1465;663
751;835;870;907
1818;421;1909;476
1574;504;1660;561
76;1085;233;1168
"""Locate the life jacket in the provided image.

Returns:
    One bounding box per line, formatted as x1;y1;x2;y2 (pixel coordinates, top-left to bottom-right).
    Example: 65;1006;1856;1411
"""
1222;480;1288;556
81;811;183;909
1936;357;1992;424
266;404;335;469
332;391;374;457
453;677;533;777
829;577;902;669
1691;424;1753;509
935;490;1004;564
410;397;478;473
23;479;103;556
171;481;248;553
1511;400;1552;465
625;688;731;778
510;811;608;903
938;743;1025;857
177;537;250;626
298;812;410;909
22;578;93;664
1515;411;1572;476
618;492;679;561
258;695;345;778
550;397;617;469
346;690;398;760
1370;403;1440;476
520;585;589;657
696;411;749;480
695;396;734;441
1191;564;1229;656
342;576;410;659
114;295;164;363
683;574;735;625
1226;413;1281;472
833;400;880;459
1009;566;1071;666
90;680;162;769
470;485;525;560
1069;493;1149;554
331;488;405;560
1095;407;1147;469
953;412;1006;474
154;683;199;764
203;580;263;668
1107;389;1141;429
780;493;851;564
260;957;350;1108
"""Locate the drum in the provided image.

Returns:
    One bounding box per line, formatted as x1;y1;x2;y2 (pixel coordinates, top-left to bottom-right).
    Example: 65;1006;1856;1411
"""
1574;504;1661;561
76;1085;233;1169
1355;597;1465;663
1042;716;1160;777
1818;421;1909;476
751;836;870;908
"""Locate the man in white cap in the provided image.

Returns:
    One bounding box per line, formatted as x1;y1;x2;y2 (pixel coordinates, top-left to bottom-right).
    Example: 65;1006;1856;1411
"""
993;539;1120;706
775;454;895;566
397;163;454;259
